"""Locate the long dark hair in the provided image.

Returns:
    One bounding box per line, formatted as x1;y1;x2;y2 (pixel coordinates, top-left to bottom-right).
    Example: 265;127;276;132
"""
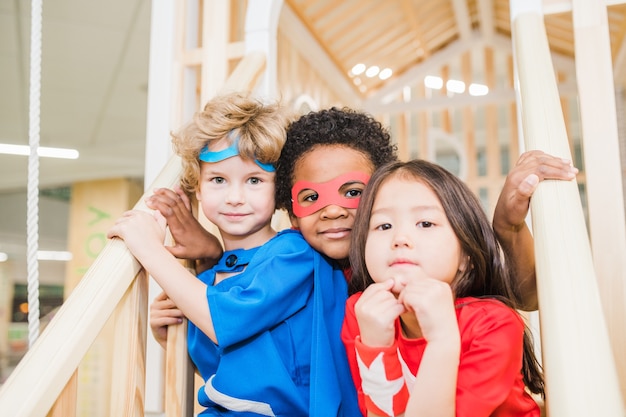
349;159;544;396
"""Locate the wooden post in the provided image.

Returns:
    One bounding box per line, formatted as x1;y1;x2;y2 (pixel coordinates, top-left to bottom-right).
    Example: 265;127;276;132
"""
52;179;142;417
510;1;624;415
571;0;626;404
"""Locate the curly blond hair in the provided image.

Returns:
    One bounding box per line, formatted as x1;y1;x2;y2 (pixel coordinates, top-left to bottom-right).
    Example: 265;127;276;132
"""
173;92;292;194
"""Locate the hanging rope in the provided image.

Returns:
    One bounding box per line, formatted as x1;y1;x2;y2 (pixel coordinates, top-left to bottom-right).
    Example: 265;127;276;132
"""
26;0;43;348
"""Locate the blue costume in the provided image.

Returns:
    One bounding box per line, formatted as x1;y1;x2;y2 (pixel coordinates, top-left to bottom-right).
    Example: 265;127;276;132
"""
187;229;360;416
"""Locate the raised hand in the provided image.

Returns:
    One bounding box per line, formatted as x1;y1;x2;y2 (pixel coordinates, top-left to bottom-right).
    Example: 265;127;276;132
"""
355;279;405;347
492;150;578;310
493;150;578;233
146;186;222;271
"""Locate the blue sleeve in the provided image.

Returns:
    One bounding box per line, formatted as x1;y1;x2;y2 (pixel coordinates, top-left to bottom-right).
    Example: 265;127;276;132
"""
208;232;315;348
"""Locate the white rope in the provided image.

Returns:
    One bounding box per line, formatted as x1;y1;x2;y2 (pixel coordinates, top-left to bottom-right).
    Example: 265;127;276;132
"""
27;0;43;348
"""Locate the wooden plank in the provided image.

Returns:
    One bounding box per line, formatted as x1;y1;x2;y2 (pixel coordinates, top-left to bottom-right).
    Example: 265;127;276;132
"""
220;51;266;94
46;373;77;417
201;1;230;102
484;46;501;212
165;317;195;417
571;0;626;405
452;0;473;40
506;54;520;167
461;52;478;187
510;1;624;414
109;272;148;416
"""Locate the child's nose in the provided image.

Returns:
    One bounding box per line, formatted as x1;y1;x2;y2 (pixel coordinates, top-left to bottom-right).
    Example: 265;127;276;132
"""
319;204;349;219
225;185;245;204
392;232;413;248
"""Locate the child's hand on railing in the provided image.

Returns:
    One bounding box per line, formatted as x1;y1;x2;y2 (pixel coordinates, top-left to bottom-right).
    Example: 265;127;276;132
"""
150;291;184;349
493;150;578;234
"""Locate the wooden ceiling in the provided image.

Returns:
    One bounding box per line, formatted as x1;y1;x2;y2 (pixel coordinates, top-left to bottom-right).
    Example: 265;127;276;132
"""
286;0;626;99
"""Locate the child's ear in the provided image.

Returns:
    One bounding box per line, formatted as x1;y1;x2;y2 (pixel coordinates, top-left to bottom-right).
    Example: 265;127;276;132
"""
458;254;472;272
289;214;300;230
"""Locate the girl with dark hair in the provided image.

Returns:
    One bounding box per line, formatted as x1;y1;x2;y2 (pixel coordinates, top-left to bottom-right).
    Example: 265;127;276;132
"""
342;159;544;417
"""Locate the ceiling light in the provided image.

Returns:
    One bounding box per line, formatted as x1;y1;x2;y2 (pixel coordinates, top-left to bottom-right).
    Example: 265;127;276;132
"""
0;143;79;159
0;252;7;262
351;63;366;75
365;66;380;78
469;83;489;96
424;75;443;89
446;79;465;94
379;68;393;80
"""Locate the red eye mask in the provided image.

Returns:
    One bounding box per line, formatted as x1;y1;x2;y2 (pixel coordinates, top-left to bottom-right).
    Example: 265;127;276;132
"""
291;171;371;218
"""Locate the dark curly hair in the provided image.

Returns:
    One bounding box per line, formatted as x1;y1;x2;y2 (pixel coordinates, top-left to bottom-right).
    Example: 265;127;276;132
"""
275;107;397;215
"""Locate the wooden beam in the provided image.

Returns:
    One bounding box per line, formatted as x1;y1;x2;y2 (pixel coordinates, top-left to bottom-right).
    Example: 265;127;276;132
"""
400;0;428;57
451;0;473;40
280;3;361;105
543;0;626;15
201;1;230;103
363;83;578;114
612;6;626;84
478;0;495;41
510;1;624;415
571;0;626;404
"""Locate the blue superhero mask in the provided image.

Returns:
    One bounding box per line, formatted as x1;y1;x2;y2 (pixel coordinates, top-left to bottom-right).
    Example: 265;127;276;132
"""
198;137;275;172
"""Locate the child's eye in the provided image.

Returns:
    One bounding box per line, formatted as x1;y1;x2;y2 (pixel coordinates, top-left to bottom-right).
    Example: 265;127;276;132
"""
344;188;363;198
248;177;261;185
374;223;392;231
301;192;319;203
418;221;434;228
211;177;225;184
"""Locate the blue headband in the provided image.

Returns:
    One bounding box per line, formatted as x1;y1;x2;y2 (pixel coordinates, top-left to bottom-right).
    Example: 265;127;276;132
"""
198;137;275;172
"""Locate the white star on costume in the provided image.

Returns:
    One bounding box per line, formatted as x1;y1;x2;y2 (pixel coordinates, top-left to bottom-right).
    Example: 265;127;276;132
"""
356;350;405;416
399;352;416;391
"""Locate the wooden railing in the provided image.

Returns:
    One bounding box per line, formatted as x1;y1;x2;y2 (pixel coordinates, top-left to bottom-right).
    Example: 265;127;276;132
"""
510;2;624;416
0;51;266;417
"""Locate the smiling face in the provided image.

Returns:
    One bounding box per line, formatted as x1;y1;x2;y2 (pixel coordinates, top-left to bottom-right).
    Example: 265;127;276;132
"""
289;145;374;262
197;153;276;251
364;176;467;294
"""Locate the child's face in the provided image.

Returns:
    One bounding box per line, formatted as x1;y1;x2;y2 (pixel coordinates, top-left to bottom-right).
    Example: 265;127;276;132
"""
364;177;467;294
290;145;373;262
197;155;276;251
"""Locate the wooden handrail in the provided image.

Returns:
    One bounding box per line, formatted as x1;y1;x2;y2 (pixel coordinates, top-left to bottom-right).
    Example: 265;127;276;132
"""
510;4;624;416
0;155;182;417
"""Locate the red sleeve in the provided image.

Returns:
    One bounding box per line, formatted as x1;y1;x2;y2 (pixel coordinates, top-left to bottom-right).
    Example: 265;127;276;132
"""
455;300;526;416
341;294;367;416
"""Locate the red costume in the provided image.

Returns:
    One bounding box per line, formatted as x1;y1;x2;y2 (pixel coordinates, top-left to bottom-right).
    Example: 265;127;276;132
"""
341;295;540;417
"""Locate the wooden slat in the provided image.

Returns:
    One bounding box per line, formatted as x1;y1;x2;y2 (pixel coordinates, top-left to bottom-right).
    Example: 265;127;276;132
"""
571;0;626;405
510;2;624;415
46;374;77;417
110;272;148;416
165;317;195;417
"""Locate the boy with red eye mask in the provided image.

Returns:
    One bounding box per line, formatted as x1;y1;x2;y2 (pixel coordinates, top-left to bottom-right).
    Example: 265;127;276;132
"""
291;172;371;218
146;108;577;374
